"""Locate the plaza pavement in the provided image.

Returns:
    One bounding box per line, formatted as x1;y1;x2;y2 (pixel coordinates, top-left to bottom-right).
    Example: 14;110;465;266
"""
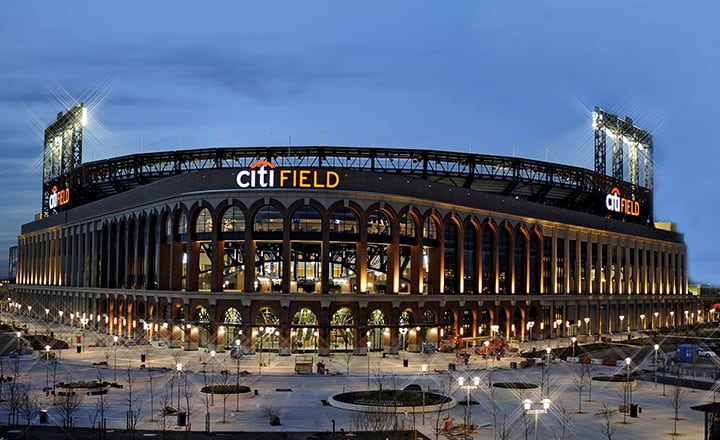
0;321;715;439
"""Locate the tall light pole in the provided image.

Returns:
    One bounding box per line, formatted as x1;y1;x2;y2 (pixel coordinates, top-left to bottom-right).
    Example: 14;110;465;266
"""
653;311;659;330
366;340;372;388
458;376;480;439
618;315;625;335
15;331;21;375
670;311;675;327
571;337;576;357
80;317;89;352
112;335;119;382
584;317;590;336
176;362;183;410
44;345;51;389
209;350;216;406
639;314;646;330
235;338;241;411
421;364;427;425
654;344;659;389
523;398;551;440
526;321;534;342
623;357;631;423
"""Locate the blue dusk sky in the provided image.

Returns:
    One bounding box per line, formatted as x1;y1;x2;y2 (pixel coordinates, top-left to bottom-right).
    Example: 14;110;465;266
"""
0;1;718;284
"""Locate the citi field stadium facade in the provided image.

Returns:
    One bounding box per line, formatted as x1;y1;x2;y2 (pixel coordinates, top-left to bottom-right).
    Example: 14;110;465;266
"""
10;108;691;355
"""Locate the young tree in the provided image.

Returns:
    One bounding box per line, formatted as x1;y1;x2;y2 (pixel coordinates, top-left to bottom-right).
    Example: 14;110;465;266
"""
56;388;83;438
17;383;39;436
596;403;617;440
550;402;573;440
4;378;23;425
156;387;173;440
670;371;685;436
146;369;157;422
573;364;590;413
125;368;142;438
94;369;109;439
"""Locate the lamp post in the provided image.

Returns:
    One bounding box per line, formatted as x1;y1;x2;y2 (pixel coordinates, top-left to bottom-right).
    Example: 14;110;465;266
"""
653;311;659;330
176;363;183;410
45;308;50;322
80;317;89;352
654;344;659;389
366;341;372;388
58;310;63;325
584;317;590;336
571;337;576;357
44;345;51;389
523;398;551;440
670;310;675;327
483;340;490;369
458;376;480;438
399;327;408;352
640;314;646;330
15;331;21;375
235;338;241;411
618;315;625;335
421;364;427;425
209;350;216;405
113;335;119;381
526;321;534;342
624;357;631;423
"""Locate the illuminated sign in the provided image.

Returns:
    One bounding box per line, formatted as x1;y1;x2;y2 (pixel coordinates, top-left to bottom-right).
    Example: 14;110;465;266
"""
48;185;70;210
236;160;340;189
605;187;639;216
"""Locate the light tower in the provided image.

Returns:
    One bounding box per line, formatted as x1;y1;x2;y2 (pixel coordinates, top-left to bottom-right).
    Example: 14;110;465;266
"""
43;104;86;217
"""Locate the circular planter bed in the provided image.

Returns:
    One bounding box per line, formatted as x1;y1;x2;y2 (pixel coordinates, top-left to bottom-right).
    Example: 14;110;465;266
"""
329;389;455;413
492;382;539;390
200;384;251;394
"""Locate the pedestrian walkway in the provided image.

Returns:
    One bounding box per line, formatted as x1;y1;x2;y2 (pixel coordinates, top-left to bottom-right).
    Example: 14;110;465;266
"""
0;318;713;439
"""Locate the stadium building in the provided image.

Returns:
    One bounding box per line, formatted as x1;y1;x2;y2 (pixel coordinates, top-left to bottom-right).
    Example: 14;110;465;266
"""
8;105;693;355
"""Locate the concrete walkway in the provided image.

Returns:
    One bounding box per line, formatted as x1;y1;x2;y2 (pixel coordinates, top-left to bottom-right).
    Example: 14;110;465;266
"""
0;320;714;439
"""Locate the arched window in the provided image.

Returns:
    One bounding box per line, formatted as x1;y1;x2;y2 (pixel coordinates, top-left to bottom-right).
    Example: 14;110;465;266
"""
329;207;359;233
222;206;245;234
291;205;322;233
254;205;283;232
367;210;391;236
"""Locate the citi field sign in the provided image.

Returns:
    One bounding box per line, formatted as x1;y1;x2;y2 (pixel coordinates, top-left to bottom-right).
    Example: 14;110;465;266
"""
605;187;640;216
48;185;70;210
236;160;340;189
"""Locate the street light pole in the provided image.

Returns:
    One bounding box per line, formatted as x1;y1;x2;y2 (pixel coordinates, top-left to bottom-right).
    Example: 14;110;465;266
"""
458;376;480;438
210;350;216;406
421;364;427;425
113;335;119;382
624;357;631;423
523;398;551;440
654;344;659;389
176;363;183;410
571;337;576;358
366;340;372;388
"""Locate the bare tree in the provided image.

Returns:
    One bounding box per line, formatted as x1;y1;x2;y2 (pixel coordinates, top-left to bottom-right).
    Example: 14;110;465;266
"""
495;411;514;440
146;369;157;422
430;379;453;440
4;378;23;425
93;369;109;439
17;384;39;437
670;371;685;436
125;368;142;438
218;370;231;423
56;388;83;438
573;364;590;413
180;370;195;437
596;403;617;440
550;402;573;440
156;387;173;440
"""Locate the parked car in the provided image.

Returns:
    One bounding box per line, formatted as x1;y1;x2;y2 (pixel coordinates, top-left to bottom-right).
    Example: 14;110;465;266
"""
698;349;716;357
